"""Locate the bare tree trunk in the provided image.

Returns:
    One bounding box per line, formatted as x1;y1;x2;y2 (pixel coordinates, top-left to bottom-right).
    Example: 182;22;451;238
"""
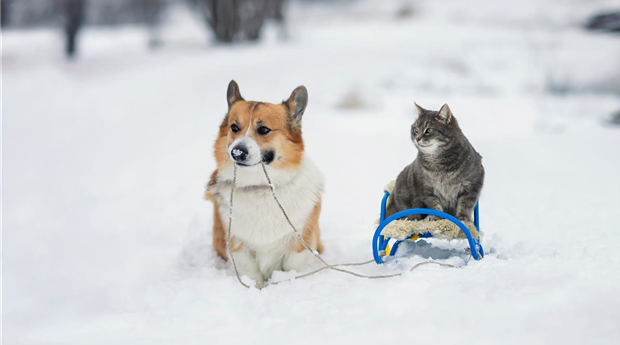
188;0;283;43
1;0;11;27
63;0;86;59
239;0;267;41
269;0;288;40
139;0;167;49
213;0;238;42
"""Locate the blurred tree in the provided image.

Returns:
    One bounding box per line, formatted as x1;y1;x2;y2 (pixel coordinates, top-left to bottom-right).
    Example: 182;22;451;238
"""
62;0;86;58
188;0;285;43
137;0;168;48
585;12;620;33
3;0;58;27
238;0;267;41
1;0;11;27
188;0;238;42
266;0;287;40
3;0;290;52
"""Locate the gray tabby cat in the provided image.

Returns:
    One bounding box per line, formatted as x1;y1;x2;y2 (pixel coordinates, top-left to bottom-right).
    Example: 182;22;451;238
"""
391;103;484;223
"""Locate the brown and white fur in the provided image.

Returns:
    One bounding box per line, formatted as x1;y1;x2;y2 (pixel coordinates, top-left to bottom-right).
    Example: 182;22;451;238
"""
205;80;324;287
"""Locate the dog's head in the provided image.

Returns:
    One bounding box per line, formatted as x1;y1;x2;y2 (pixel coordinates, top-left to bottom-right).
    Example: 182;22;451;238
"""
214;80;308;173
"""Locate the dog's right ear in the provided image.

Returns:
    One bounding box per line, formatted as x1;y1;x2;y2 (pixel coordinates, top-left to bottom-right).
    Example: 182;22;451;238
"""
284;86;308;125
227;80;244;108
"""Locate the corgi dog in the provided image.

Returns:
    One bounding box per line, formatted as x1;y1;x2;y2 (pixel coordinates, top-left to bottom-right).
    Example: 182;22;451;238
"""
205;80;324;286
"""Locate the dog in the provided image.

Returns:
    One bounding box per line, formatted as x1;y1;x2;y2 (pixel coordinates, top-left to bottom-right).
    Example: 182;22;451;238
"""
205;80;325;286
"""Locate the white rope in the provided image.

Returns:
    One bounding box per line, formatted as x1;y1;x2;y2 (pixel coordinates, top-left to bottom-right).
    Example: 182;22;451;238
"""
226;163;454;289
225;163;251;288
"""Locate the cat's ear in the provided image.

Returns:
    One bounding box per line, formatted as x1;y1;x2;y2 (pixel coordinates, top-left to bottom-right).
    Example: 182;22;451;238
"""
227;80;244;109
414;102;426;117
437;103;453;123
284;86;308;124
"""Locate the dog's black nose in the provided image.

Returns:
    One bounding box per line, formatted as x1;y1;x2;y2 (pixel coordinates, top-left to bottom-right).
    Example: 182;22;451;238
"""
231;146;249;162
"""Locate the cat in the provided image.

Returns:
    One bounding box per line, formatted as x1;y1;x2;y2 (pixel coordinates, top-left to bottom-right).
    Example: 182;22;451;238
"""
391;103;484;223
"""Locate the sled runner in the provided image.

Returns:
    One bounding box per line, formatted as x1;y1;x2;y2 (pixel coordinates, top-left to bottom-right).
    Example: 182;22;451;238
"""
372;182;484;263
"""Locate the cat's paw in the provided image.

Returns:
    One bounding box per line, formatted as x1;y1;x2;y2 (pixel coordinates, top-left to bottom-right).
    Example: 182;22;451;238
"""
457;215;472;223
426;215;441;221
404;214;424;221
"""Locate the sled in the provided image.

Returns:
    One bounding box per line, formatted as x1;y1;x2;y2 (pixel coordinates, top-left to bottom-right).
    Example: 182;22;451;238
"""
372;182;484;263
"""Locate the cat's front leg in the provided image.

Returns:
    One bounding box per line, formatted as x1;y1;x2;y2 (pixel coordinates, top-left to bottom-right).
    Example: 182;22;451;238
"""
424;196;444;221
394;191;425;221
456;194;477;223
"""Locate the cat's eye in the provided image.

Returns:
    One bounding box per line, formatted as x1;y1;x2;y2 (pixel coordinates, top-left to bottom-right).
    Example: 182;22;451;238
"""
413;128;420;134
257;126;271;135
231;124;240;133
426;128;433;134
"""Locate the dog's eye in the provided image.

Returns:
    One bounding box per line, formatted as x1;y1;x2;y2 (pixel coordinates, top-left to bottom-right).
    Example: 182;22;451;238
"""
426;128;433;134
231;124;240;133
257;126;271;135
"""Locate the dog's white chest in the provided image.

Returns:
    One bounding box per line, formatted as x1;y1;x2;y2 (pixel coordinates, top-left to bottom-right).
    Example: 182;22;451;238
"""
214;158;324;249
218;184;314;247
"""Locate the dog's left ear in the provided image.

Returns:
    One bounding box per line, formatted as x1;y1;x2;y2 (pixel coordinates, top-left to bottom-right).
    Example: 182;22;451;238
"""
284;86;308;124
227;80;244;109
437;103;453;124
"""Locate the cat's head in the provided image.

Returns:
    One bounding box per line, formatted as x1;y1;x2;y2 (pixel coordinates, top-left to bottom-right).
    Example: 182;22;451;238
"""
411;103;458;154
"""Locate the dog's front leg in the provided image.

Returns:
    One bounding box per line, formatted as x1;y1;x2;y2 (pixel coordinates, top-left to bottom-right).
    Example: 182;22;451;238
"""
283;245;315;273
233;246;264;287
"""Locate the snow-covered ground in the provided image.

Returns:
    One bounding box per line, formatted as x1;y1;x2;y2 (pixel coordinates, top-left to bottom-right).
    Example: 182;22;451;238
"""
3;0;620;344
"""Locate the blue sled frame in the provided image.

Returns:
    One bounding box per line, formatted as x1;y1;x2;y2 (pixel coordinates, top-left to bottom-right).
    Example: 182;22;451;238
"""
372;190;484;264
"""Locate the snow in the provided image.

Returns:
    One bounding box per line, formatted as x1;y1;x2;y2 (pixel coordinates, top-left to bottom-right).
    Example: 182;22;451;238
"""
3;0;620;344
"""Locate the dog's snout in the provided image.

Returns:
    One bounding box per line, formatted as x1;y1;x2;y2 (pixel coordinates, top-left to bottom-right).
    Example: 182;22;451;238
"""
231;145;249;162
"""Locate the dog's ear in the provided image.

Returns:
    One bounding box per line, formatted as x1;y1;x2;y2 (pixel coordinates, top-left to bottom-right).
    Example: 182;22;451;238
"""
414;102;426;118
437;103;453;123
227;80;244;108
284;86;308;124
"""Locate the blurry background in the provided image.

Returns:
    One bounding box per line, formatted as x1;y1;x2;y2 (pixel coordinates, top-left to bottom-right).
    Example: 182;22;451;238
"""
3;1;620;344
2;0;290;55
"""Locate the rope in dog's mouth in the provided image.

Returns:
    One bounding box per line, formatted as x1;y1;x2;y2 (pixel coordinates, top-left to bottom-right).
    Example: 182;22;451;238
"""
226;163;454;289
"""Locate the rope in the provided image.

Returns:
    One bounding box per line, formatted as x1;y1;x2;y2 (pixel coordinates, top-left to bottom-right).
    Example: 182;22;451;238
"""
226;163;251;288
226;162;454;289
